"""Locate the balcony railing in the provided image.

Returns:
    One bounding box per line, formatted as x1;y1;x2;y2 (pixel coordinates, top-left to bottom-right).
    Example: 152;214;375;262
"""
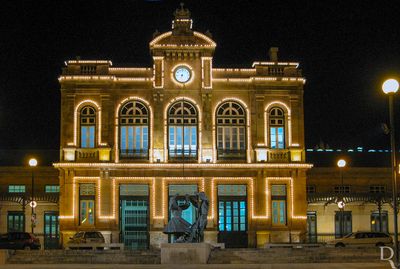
119;149;149;160
169;149;197;161
76;148;98;162
268;149;290;162
217;149;246;160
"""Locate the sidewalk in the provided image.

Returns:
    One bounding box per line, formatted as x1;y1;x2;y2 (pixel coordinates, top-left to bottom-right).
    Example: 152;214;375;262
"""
0;263;391;269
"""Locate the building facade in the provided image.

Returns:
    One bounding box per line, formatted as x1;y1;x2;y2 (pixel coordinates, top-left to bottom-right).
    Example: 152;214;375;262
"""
54;6;310;248
0;167;59;249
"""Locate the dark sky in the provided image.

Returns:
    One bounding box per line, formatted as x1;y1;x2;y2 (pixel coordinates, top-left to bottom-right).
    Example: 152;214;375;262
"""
1;0;400;155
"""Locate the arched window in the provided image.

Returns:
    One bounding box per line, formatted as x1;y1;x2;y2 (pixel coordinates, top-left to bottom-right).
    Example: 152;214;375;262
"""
119;101;149;159
216;101;246;160
269;107;285;149
168;100;198;160
80;106;96;148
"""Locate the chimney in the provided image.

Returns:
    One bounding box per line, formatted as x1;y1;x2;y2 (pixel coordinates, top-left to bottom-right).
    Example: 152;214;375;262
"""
269;47;279;62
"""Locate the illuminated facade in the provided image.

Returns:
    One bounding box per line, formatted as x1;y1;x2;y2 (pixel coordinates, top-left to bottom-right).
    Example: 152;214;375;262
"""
55;6;310;248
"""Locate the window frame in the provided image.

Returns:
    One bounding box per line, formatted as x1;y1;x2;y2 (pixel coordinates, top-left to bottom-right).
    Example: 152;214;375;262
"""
119;101;150;160
8;185;26;193
216;101;247;160
79;106;96;148
167;100;198;161
268;107;286;149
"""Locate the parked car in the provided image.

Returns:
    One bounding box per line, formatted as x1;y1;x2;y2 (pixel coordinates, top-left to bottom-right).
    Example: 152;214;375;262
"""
327;232;393;247
0;232;41;250
68;231;105;244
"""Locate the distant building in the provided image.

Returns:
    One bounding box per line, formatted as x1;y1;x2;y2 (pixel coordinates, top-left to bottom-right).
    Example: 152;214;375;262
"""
54;5;309;248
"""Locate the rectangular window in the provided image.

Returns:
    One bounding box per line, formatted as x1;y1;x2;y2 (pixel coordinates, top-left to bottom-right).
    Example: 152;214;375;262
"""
79;184;95;226
371;211;388;233
8;185;26;193
307;212;317;243
45;185;60;193
169;126;197;158
335;211;352;238
81;126;95;148
271;185;287;226
334;185;350;193
370;185;386;193
120;126;149;158
7;212;25;232
270;127;285;149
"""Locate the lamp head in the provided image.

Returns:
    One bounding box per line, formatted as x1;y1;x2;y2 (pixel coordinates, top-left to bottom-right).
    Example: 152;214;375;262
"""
382;79;399;94
28;158;38;167
337;159;346;168
337;200;345;209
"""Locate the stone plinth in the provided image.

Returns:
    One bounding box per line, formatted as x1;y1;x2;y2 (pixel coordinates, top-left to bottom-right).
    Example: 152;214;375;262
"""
161;243;211;264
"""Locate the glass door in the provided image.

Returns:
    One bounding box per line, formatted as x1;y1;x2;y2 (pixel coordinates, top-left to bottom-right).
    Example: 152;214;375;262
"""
120;199;149;250
218;197;247;248
44;212;59;249
307;212;317;243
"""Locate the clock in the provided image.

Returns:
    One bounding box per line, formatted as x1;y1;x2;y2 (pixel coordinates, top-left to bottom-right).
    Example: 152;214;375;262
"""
174;66;191;83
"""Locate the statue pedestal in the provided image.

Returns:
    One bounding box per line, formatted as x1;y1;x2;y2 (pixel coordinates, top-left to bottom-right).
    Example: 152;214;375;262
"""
161;243;211;264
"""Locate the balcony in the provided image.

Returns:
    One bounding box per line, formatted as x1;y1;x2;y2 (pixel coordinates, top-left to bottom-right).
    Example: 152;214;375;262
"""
217;149;246;161
63;147;111;162
168;149;197;162
267;149;290;163
119;149;149;160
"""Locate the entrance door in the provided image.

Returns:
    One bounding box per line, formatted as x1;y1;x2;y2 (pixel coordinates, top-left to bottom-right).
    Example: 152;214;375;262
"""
120;199;149;249
44;212;59;249
307;212;317;243
218;197;247;247
335;211;352;238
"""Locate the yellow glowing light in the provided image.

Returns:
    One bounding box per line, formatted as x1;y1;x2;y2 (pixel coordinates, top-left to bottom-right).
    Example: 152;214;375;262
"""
114;97;154;163
264;101;292;147
54;162;313;169
153;56;164;89
212;98;251;163
201;57;213;89
149;31;216;48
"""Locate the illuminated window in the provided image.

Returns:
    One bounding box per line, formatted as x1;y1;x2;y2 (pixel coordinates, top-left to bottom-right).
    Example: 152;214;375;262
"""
45;185;60;193
271;185;287;226
371;211;388;233
119;101;149;159
80;106;96;148
8;185;26;193
168;100;198;160
79;184;95;226
269;107;285;149
216;101;246;160
7;212;25;232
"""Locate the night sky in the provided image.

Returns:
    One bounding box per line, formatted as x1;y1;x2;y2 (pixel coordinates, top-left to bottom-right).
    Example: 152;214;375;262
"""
1;0;400;163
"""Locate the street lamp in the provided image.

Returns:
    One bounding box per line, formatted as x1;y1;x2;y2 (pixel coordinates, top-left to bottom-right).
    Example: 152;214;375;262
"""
382;78;399;266
337;159;346;237
28;158;37;234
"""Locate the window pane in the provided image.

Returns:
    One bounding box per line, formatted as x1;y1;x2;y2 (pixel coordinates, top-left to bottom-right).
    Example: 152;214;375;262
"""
143;127;148;149
89;126;95;148
121;127;127;150
128;127;134;150
81;126;87;148
270;128;276;148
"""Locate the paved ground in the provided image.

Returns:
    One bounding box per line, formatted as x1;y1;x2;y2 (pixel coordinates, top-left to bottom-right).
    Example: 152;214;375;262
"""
0;263;391;269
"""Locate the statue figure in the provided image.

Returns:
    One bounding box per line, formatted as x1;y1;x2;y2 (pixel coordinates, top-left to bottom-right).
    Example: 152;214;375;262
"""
163;194;191;238
163;192;209;243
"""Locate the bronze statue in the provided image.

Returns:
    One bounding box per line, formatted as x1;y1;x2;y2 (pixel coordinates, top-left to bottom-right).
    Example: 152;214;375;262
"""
163;194;191;238
163;192;209;243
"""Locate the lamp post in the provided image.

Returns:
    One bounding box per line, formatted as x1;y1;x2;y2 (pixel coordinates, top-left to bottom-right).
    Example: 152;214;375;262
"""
337;159;346;237
28;158;37;234
382;78;400;266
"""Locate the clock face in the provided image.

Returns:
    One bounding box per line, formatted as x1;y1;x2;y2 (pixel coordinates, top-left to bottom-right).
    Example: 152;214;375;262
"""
174;67;191;83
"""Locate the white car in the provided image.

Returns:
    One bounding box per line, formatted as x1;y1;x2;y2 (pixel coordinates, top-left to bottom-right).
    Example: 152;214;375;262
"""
327;232;392;247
